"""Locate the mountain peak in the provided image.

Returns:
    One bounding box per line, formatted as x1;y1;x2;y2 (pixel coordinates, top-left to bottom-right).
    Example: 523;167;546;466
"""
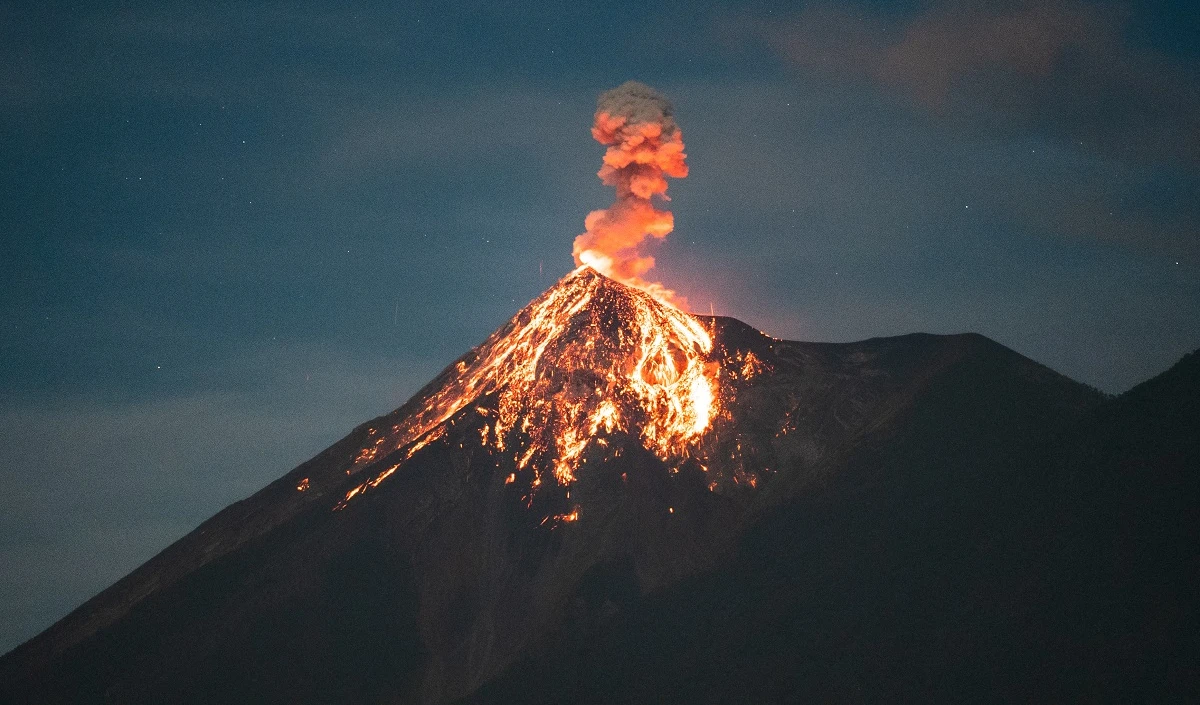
5;272;1145;704
335;266;719;510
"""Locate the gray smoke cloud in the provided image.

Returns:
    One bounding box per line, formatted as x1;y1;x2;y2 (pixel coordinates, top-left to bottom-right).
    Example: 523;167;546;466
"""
595;81;680;137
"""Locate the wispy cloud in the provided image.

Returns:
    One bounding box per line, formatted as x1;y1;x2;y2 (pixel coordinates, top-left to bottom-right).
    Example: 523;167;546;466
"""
729;0;1200;165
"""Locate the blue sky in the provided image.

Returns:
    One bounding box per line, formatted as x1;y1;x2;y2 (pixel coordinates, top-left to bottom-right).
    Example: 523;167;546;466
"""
1;0;1197;652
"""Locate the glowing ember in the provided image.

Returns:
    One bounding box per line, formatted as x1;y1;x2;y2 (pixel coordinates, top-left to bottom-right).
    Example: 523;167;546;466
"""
541;506;581;529
727;350;769;381
336;266;720;509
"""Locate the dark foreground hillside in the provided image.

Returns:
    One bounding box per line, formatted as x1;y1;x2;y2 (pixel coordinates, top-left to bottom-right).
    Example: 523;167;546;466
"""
470;350;1200;703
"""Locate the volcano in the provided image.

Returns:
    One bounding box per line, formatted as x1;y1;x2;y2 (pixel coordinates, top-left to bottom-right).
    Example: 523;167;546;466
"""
2;267;1196;703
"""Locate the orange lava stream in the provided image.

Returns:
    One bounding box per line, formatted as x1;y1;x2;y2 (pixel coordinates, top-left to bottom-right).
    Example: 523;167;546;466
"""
335;266;719;510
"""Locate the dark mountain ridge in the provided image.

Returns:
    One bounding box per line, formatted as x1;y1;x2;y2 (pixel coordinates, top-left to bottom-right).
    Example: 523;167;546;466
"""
1;268;1193;703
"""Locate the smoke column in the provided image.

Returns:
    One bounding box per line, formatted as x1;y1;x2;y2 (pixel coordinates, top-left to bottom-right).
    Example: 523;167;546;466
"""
573;81;689;307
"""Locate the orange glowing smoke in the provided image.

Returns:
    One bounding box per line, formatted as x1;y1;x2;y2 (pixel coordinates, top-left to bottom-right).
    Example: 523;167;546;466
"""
573;81;689;307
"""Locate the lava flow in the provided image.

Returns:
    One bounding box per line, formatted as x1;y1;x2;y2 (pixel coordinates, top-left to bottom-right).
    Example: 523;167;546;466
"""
335;267;720;510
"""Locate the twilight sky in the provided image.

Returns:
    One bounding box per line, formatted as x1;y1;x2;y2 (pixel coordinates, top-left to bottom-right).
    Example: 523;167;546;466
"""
2;0;1198;653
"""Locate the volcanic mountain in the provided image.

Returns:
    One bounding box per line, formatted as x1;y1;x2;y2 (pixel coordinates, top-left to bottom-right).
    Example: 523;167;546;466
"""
1;267;1196;703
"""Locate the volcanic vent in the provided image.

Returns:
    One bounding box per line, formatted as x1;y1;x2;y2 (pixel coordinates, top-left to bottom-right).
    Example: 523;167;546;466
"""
335;265;721;517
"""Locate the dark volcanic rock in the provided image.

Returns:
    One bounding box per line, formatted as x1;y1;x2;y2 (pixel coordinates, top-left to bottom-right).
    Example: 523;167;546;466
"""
1;269;1193;703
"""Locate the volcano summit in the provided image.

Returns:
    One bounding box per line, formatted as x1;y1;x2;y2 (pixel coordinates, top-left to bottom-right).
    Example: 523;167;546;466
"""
1;267;1196;703
334;265;719;514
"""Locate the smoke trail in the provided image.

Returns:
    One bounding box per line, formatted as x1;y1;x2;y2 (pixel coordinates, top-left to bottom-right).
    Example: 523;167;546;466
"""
573;81;689;306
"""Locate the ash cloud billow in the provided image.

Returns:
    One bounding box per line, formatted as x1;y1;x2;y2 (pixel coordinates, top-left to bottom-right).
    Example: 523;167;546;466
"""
573;81;689;307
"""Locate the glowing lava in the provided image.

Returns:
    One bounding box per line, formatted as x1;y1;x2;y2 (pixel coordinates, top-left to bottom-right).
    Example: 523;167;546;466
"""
335;266;719;510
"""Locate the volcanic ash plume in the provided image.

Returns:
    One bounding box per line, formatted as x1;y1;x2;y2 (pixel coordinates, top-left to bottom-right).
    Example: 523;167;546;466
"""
573;81;689;307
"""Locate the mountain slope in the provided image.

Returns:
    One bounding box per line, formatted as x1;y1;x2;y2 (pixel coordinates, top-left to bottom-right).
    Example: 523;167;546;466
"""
4;267;1163;704
469;346;1200;703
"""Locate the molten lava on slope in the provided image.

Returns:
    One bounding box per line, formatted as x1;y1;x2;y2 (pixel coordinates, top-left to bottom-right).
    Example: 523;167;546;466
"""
335;266;721;512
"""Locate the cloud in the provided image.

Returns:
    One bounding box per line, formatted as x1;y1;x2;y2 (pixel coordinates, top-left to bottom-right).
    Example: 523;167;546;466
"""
877;1;1119;107
730;0;1200;165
